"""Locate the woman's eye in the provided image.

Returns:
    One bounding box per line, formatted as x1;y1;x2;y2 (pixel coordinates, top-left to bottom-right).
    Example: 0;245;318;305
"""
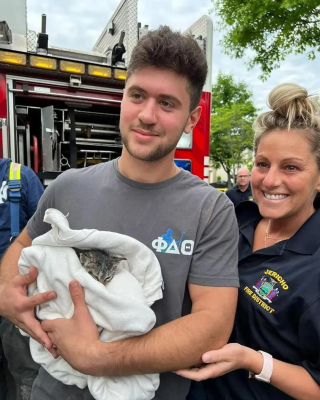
256;162;268;168
285;165;299;171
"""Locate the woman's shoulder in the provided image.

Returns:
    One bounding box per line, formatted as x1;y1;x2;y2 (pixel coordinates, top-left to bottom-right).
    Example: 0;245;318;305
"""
235;200;261;228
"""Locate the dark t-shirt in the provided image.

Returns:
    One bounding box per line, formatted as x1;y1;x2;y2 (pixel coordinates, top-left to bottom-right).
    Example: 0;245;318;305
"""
0;158;44;258
203;200;320;400
226;184;253;207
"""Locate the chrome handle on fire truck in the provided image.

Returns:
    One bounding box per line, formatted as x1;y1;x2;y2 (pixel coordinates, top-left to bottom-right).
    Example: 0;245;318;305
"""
0;118;9;158
60;154;70;168
8;88;122;104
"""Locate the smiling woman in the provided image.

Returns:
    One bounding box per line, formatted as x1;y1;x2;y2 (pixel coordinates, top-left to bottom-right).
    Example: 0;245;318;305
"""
184;83;320;400
251;84;320;248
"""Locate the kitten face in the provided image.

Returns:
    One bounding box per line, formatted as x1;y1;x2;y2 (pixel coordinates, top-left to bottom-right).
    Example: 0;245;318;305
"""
75;249;126;285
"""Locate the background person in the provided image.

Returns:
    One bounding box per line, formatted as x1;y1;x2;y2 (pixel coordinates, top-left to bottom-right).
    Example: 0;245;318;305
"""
226;167;253;206
0;158;44;259
0;27;239;400
181;83;320;400
0;158;43;400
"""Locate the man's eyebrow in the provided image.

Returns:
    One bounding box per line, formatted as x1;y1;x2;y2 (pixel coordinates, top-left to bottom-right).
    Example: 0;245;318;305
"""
126;85;182;106
126;85;147;94
158;94;182;106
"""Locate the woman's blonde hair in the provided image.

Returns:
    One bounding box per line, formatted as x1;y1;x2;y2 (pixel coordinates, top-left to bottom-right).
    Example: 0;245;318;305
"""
253;83;320;168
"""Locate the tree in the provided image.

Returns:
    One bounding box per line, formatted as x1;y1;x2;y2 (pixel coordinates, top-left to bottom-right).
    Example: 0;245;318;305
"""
210;73;257;186
211;0;320;79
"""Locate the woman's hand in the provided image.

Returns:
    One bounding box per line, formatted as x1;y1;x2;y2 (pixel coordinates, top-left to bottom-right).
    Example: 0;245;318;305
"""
175;343;257;381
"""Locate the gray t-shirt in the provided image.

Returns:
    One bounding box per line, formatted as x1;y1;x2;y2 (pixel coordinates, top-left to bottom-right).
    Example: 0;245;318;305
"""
27;159;239;400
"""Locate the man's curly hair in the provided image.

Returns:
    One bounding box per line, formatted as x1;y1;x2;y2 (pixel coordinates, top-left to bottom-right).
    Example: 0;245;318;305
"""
127;26;208;111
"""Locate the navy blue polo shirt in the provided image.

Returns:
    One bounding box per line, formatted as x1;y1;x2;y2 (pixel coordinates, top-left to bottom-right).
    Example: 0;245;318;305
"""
203;200;320;400
0;159;44;258
226;184;253;207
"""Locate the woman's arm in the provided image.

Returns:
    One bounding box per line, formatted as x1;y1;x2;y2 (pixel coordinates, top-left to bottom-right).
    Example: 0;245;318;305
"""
175;343;320;400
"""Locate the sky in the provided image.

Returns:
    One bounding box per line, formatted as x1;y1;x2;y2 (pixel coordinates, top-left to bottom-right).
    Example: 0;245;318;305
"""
25;0;320;112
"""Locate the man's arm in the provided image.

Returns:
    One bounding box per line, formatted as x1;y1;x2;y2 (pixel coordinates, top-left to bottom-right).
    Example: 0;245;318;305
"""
0;227;57;353
42;281;238;376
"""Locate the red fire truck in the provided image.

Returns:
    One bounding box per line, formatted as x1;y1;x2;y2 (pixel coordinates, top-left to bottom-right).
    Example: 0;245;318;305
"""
0;0;212;185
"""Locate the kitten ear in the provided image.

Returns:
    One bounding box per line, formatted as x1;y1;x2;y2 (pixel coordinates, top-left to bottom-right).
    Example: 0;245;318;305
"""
81;250;93;259
79;253;91;263
74;248;91;258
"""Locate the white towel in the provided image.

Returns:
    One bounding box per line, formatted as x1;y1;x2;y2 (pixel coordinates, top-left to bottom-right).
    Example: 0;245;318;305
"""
18;208;163;400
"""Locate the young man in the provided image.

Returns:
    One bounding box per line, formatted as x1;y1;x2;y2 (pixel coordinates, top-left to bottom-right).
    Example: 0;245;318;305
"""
0;27;239;400
226;167;253;207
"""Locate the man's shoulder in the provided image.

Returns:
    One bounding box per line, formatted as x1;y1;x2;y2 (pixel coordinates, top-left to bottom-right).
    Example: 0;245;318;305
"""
0;159;10;181
20;164;39;179
0;159;38;184
226;186;238;195
181;172;225;199
179;173;234;214
0;158;10;168
235;201;260;227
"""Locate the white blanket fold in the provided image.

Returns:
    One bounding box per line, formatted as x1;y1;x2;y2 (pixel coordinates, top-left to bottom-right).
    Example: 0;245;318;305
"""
18;208;163;400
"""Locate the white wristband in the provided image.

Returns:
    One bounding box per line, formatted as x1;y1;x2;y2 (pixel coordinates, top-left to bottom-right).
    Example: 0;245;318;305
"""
248;351;273;383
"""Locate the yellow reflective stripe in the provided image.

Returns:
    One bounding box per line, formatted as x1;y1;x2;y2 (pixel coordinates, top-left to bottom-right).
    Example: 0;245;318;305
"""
9;162;21;180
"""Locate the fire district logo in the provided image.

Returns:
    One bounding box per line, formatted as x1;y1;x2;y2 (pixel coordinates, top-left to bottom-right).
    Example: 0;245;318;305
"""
253;275;279;303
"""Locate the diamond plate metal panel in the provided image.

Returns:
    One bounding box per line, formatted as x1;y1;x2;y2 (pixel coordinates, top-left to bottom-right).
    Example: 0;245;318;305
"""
27;30;38;53
93;0;138;67
183;16;213;92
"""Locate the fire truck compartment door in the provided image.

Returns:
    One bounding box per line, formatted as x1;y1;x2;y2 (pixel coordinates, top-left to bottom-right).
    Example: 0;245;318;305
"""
41;106;59;172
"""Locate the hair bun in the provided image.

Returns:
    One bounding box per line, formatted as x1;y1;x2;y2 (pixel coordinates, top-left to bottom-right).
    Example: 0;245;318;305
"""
253;83;320;168
267;83;312;121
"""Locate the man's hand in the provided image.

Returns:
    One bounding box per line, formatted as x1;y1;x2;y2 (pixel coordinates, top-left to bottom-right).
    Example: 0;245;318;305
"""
42;280;100;375
0;266;58;357
174;343;255;381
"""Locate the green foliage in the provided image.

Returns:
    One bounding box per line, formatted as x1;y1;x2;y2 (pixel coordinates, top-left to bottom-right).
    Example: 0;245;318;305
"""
211;73;252;110
210;73;258;184
211;0;320;79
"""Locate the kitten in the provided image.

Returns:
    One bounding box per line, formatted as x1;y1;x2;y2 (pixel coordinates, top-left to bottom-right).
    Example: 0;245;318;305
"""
73;248;126;285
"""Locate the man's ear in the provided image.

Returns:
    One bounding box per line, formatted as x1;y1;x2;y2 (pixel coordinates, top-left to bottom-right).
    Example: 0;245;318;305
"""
316;174;320;192
184;106;202;134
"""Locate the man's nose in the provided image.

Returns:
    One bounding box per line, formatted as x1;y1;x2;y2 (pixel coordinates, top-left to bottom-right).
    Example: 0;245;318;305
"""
138;99;157;125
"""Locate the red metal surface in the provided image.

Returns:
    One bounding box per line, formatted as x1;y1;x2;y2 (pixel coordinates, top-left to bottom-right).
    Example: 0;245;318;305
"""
174;91;211;179
31;135;39;173
0;74;8;158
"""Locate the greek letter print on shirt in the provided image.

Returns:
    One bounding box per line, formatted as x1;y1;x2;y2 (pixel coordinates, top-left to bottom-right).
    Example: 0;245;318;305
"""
152;228;194;255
